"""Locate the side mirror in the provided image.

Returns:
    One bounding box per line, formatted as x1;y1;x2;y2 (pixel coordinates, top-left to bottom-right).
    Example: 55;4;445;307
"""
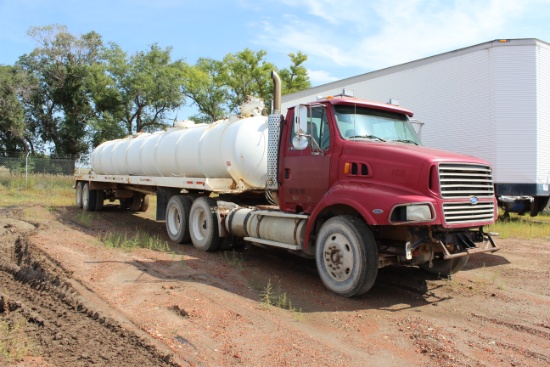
292;105;308;150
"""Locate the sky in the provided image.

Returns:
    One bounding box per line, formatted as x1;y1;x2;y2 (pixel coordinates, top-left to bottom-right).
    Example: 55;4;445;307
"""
2;0;550;117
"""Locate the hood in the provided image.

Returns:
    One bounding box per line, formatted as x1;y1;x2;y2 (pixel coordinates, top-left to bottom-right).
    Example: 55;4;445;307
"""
339;140;492;197
342;140;489;166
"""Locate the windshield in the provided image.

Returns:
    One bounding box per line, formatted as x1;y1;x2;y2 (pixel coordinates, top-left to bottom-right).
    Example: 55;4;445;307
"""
334;105;422;145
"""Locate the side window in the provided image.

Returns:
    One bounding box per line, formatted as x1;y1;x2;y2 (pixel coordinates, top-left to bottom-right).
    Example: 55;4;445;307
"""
310;106;331;151
289;105;331;151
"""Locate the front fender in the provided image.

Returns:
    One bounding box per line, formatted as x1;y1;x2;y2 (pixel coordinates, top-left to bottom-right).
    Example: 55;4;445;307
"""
303;182;438;249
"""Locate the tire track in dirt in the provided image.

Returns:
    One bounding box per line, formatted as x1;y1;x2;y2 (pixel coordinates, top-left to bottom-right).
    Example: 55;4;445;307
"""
0;215;185;366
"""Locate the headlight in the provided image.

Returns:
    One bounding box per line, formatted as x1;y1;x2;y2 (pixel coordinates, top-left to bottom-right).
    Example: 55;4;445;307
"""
406;205;432;221
390;203;435;223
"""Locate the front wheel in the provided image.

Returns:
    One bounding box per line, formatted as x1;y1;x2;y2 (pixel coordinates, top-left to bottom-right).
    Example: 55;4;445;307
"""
315;216;378;297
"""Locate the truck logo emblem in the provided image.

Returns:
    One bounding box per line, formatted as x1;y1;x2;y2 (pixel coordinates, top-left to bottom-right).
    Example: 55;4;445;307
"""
470;196;479;205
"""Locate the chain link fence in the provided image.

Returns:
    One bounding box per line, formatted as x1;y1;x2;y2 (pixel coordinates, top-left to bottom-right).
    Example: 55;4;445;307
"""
0;153;77;176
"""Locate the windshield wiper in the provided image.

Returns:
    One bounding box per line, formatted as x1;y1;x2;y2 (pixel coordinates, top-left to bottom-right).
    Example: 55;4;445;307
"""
348;135;386;142
391;139;419;145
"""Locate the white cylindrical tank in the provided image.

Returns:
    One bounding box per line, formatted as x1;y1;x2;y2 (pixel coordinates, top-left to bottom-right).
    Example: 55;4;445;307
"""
90;116;268;189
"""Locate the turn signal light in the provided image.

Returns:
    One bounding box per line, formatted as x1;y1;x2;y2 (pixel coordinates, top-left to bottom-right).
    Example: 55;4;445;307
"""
343;162;351;175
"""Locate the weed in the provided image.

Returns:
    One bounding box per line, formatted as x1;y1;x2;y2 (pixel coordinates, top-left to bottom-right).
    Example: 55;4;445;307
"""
220;250;244;270
74;212;94;227
259;278;302;319
100;230;172;253
0;316;34;363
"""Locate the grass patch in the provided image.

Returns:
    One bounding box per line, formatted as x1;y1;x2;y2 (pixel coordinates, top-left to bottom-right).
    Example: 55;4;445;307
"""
0;172;74;207
487;211;550;239
99;230;172;252
0;316;35;363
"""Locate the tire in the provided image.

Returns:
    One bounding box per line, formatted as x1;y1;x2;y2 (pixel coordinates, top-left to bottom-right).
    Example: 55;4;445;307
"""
315;215;378;297
129;194;143;211
95;190;105;211
165;195;192;244
529;196;549;217
189;197;221;252
75;182;83;208
419;255;469;276
82;183;97;212
139;195;150;212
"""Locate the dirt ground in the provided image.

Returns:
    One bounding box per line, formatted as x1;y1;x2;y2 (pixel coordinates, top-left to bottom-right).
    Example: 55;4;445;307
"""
0;204;549;367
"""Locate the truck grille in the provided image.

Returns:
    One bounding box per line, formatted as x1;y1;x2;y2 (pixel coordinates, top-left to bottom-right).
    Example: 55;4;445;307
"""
442;202;495;224
439;163;494;198
439;163;495;224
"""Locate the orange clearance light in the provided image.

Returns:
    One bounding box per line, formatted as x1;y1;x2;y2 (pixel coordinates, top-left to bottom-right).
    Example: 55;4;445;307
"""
344;162;351;175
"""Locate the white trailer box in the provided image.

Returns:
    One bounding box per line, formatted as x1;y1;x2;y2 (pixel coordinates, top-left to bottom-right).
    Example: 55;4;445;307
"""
282;39;550;215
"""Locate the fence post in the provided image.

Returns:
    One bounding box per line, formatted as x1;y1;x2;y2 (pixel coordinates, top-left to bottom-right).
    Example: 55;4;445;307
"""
25;151;30;188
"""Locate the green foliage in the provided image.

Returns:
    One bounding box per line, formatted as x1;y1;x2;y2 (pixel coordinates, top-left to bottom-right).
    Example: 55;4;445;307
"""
17;25;104;157
100;230;172;252
184;49;311;122
0;65;33;153
89;43;187;139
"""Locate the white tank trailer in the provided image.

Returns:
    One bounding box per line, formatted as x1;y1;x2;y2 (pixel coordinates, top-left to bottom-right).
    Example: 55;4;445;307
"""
91;98;269;189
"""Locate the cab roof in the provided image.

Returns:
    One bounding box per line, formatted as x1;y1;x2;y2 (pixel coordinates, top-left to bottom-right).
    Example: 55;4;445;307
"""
314;96;414;117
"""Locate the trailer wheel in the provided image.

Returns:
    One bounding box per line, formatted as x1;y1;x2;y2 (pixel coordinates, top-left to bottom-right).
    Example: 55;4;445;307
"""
315;216;378;297
95;190;105;211
82;183;97;212
75;182;83;208
129;194;143;211
189;197;221;252
165;195;192;244
139;195;150;212
419;256;469;276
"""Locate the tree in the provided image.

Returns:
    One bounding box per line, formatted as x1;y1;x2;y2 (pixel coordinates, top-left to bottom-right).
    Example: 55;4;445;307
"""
17;24;103;157
182;58;229;122
279;51;310;95
184;49;311;122
0;65;34;153
89;43;187;140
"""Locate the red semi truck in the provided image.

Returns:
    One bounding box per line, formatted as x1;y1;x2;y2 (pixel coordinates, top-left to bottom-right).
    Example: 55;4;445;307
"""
75;71;499;297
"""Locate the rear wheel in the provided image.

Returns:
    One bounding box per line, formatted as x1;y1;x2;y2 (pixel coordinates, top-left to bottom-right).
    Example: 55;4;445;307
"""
139;195;150;212
315;216;378;297
75;182;83;208
82;183;96;212
95;190;105;211
420;256;469;276
189;197;221;252
165;195;192;244
129;194;144;211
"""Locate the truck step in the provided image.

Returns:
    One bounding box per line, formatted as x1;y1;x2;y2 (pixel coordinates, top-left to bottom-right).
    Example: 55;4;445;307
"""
243;237;302;251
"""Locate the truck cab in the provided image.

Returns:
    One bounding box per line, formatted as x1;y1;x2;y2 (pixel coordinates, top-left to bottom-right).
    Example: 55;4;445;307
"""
268;92;498;296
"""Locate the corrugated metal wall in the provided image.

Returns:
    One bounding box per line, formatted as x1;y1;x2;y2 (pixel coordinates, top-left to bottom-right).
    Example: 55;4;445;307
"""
282;39;548;185
536;43;550;187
